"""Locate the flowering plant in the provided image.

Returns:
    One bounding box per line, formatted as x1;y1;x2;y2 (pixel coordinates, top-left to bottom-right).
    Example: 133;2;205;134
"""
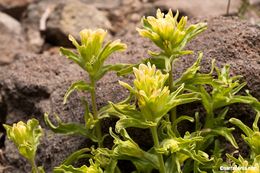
4;9;260;173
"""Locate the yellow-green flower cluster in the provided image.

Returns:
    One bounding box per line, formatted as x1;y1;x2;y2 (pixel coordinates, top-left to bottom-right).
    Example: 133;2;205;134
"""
120;63;171;121
133;63;170;118
137;9;207;56
61;29;127;79
243;131;260;156
69;29;107;64
4;119;43;161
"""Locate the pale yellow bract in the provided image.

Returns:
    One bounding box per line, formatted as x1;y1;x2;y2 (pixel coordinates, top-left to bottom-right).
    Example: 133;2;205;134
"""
137;9;207;56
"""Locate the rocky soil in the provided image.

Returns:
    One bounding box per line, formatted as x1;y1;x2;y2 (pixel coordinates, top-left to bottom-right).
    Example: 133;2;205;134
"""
0;0;260;172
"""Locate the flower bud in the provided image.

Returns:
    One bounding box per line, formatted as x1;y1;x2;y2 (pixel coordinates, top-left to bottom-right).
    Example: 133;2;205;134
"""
4;119;43;161
137;9;207;56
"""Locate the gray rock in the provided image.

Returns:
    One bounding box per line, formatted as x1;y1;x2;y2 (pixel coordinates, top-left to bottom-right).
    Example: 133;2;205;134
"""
0;0;34;20
22;0;112;51
0;12;26;65
46;0;112;46
249;0;260;5
154;0;242;17
0;12;22;35
80;0;121;9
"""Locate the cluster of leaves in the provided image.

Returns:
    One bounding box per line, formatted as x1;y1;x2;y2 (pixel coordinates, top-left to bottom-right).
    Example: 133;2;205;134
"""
4;9;260;173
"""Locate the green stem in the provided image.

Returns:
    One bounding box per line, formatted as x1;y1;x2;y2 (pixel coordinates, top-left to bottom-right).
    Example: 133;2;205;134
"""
204;110;214;129
168;61;173;92
90;78;103;147
169;61;177;123
30;159;38;173
150;126;166;173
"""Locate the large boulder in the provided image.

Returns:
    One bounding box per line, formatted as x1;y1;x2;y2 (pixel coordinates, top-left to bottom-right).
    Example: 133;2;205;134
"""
80;0;121;9
46;0;112;46
154;0;242;17
0;0;34;20
22;0;112;51
0;12;27;65
0;16;259;172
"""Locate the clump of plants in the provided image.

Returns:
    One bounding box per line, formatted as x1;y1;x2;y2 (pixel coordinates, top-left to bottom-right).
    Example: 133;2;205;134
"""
4;9;260;173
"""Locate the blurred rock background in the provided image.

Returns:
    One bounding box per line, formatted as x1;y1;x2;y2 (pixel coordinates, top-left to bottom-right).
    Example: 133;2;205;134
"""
0;0;259;64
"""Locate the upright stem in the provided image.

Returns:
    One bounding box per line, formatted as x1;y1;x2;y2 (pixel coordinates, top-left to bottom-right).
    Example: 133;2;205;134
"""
169;61;177;123
150;126;166;173
90;78;103;147
30;159;38;173
204;110;214;129
168;62;173;91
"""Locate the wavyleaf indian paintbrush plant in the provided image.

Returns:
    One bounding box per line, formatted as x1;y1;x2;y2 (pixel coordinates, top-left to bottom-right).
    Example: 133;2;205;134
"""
137;9;207;126
60;29;127;81
4;119;44;173
3;8;260;173
45;28;128;148
114;63;199;128
137;9;207;57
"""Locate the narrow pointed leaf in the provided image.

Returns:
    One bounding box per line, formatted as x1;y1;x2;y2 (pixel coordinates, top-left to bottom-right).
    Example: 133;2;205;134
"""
60;47;81;66
62;148;91;165
229;118;253;136
211;127;238;149
63;81;93;104
116;118;156;132
44;113;97;142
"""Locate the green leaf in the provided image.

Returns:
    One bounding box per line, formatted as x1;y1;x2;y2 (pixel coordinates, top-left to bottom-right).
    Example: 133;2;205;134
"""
229;118;253;137
44;113;98;142
194;112;202;131
170;92;200;108
186;23;207;42
116;118;156;132
173;115;194;136
62;148;91;165
109;102;142;120
97;94;133;118
165;155;181;173
253;110;260;132
60;47;81;66
110;128;159;169
91;148;118;172
173;52;202;86
198;85;212;114
54;163;103;173
211;127;238;149
214;95;259;110
38;166;46;173
63;81;93;104
158;136;204;158
145;54;168;71
95;64;132;81
82;99;91;127
180;149;210;164
231;82;247;95
116;64;138;76
226;153;241;165
104;159;119;173
98;40;127;64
